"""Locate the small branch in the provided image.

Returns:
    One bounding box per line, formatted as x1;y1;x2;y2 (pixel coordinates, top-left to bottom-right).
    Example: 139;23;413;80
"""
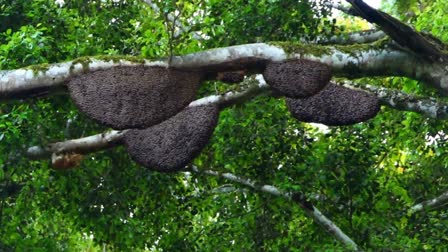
410;190;448;214
190;75;270;109
210;185;248;194
144;0;184;35
326;2;360;17
143;0;202;40
26;79;270;159
190;166;363;251
26;130;126;159
316;30;386;45
341;81;448;119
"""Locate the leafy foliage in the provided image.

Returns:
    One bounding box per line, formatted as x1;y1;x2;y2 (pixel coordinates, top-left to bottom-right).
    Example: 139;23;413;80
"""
1;0;448;251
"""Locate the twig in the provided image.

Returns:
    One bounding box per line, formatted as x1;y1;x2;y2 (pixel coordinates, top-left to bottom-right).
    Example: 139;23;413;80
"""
316;30;386;45
143;0;202;40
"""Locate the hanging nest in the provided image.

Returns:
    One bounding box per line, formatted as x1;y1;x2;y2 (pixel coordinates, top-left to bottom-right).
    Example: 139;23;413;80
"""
123;105;219;172
67;66;203;129
263;59;331;98
286;83;380;126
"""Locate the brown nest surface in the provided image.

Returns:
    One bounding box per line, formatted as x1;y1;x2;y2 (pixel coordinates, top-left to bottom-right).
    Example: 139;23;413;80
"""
123;105;219;172
263;59;331;98
67;66;203;129
286;83;380;126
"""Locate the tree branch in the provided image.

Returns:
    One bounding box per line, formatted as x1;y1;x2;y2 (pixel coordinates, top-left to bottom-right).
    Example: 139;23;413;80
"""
325;2;360;17
2;42;447;99
26;130;126;159
0;57;167;100
341;81;448;119
316;30;386;45
409;190;448;214
345;0;447;61
190;166;363;251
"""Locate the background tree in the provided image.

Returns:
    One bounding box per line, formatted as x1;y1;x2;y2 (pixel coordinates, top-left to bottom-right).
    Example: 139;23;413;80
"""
1;0;448;251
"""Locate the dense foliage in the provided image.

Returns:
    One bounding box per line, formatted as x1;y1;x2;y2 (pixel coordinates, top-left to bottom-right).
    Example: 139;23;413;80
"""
1;0;448;250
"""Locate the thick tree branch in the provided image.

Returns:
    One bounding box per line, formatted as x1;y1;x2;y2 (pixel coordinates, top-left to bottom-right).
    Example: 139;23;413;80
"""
346;0;447;61
410;190;448;214
190;166;363;251
26;78;270;159
0;57;167;100
2;42;448;100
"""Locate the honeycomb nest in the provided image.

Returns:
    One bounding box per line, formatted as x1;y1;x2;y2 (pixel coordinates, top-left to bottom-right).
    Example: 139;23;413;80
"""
263;59;332;98
67;66;203;129
123;105;219;172
286;83;380;126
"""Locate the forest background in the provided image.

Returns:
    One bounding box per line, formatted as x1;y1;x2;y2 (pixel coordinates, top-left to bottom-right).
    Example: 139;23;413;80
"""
1;0;448;250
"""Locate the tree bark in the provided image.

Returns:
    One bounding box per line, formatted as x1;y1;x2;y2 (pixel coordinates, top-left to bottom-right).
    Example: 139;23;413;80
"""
2;42;448;100
410;190;448;214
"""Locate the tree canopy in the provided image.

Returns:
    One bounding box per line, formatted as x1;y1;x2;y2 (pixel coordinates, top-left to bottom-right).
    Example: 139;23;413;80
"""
1;0;448;250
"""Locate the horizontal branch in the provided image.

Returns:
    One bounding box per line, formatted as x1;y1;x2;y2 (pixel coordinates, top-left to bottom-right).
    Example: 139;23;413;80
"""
341;81;448;119
190;166;362;251
2;42;447;100
26;130;126;159
0;57;166;100
26;78;270;159
409;190;448;214
190;75;270;108
317;30;386;45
